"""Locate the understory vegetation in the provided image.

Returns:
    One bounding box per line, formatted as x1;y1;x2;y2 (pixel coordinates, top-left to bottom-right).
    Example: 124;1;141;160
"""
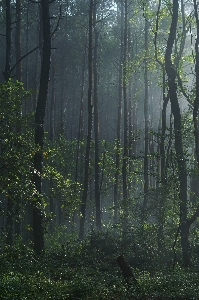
1;229;199;300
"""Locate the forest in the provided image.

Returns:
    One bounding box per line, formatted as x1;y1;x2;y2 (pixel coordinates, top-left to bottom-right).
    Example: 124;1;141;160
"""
1;0;199;299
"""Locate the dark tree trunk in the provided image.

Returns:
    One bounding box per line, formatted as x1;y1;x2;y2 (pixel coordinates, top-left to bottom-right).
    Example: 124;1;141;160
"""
33;0;51;255
4;0;13;246
114;1;123;225
25;1;29;92
49;48;56;143
48;47;56;233
79;0;93;240
14;0;22;237
72;45;86;229
165;0;189;267
122;0;128;234
193;0;199;169
6;196;13;246
143;6;149;220
4;0;11;82
154;0;169;252
158;69;169;251
93;0;101;230
15;0;22;82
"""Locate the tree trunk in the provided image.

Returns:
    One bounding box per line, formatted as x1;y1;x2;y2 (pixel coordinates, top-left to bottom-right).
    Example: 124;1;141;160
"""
193;0;199;169
158;69;169;251
165;0;189;267
79;0;93;239
48;46;56;233
15;0;22;82
114;1;124;225
4;0;13;246
14;0;22;237
6;195;13;246
143;5;149;220
122;0;128;234
4;0;11;82
33;0;51;255
72;46;86;229
93;0;101;230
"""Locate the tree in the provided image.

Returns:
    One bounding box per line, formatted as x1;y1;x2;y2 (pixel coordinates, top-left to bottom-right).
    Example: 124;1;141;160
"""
79;0;93;239
142;1;150;223
93;0;101;230
164;0;190;267
122;0;129;234
114;0;123;225
3;0;11;82
32;0;51;255
15;0;22;82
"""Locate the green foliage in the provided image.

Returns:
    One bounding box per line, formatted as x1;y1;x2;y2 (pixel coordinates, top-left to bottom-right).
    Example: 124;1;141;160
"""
0;80;36;212
1;233;199;299
43;136;83;219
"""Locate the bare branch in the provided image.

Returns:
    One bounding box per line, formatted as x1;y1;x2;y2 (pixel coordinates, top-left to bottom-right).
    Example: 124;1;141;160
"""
10;44;40;74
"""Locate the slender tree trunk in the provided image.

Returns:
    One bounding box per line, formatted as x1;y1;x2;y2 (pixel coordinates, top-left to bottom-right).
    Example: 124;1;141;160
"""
15;0;22;82
14;0;22;237
143;6;149;219
122;0;128;234
154;0;169;251
165;0;189;267
49;49;56;142
6;195;13;246
33;0;51;255
48;46;56;233
4;0;13;246
93;0;101;230
158;70;169;251
72;45;86;229
79;0;93;239
4;0;11;81
193;0;199;169
58;1;68;137
114;1;123;225
25;1;29;92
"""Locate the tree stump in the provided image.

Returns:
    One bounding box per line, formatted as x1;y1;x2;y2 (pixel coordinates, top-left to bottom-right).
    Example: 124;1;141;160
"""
116;255;137;284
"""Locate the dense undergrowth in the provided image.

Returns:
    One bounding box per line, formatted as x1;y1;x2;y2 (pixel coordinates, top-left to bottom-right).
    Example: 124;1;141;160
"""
1;230;199;299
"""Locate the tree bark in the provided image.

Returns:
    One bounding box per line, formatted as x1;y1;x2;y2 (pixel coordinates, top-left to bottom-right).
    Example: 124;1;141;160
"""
33;0;51;255
4;0;13;246
165;0;189;267
122;0;128;234
4;0;11;81
142;4;149;221
93;0;101;230
79;0;93;239
15;0;22;82
193;0;199;169
114;1;124;225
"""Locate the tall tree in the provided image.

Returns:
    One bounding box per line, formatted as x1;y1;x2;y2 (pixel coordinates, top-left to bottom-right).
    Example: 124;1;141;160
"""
4;0;13;246
165;0;189;267
193;0;199;169
93;0;101;230
15;0;22;82
142;1;149;221
114;0;124;225
33;0;51;255
79;0;93;239
154;0;169;252
4;0;11;82
122;0;128;233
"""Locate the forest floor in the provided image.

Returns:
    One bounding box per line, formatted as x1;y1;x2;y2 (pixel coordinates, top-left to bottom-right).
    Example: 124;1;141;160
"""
1;232;199;299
